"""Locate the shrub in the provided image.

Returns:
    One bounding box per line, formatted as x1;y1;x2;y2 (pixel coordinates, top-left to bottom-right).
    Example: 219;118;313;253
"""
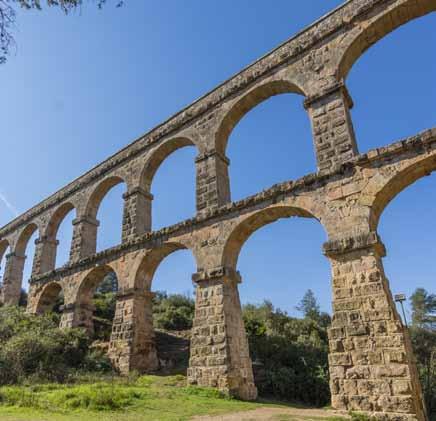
0;306;111;386
153;292;195;331
243;300;330;407
410;326;436;418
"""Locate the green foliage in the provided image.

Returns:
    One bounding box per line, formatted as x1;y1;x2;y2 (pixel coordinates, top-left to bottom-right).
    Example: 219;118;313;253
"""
296;289;320;319
93;292;117;341
18;289;28;307
0;383;142;411
296;289;332;328
181;386;230;400
92;272;118;341
408;288;436;419
97;272;118;295
411;288;436;330
0;375;261;420
81;349;113;373
153;291;195;331
0;306;111;386
243;297;331;407
410;326;436;417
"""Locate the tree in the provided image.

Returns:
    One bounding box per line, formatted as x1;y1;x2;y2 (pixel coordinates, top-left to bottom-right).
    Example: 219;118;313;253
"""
0;0;123;64
93;272;118;341
96;271;118;294
152;291;195;331
296;289;320;320
409;288;436;417
411;288;436;330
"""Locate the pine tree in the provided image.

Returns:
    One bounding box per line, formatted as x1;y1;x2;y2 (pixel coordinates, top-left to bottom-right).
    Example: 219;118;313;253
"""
410;288;436;330
296;289;321;321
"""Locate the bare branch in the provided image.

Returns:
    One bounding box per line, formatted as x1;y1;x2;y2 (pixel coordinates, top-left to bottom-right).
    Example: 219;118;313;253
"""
0;0;123;64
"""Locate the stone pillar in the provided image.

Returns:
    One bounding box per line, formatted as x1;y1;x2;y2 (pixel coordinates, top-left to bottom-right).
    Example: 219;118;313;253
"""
69;216;99;263
122;187;153;243
59;302;94;333
108;288;158;375
0;251;26;305
195;151;231;214
31;236;59;276
324;232;426;421
188;267;257;400
304;81;358;173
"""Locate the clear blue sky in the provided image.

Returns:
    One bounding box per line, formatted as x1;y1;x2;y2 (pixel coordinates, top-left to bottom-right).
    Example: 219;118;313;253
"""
0;1;435;318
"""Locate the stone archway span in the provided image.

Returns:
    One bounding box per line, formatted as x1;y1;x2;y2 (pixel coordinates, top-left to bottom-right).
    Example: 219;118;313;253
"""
45;202;75;240
0;238;10;261
335;0;436;81
133;241;197;291
74;264;118;305
15;222;39;257
362;152;436;231
85;176;127;220
139;137;196;192
34;281;63;314
215;79;306;156
221;203;324;269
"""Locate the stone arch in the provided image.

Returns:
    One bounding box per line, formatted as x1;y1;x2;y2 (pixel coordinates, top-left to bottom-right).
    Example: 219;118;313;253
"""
336;0;436;81
34;281;63;314
76;264;118;306
71;264;119;335
0;239;10;289
140;137;196;192
15;222;39;257
222;204;323;269
46;202;76;240
134;242;195;291
365;153;436;231
215;79;306;156
85;176;127;220
0;238;10;262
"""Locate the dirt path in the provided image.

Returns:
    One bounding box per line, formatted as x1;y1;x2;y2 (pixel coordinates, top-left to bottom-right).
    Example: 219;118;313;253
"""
192;406;347;421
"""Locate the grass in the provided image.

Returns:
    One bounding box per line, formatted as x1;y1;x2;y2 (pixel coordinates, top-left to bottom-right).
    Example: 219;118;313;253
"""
0;374;271;421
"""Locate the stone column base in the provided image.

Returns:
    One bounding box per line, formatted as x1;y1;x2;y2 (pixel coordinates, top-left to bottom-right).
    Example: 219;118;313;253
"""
188;267;257;401
108;289;158;375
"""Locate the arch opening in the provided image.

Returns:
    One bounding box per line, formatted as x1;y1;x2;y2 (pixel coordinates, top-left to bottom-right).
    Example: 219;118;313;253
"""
46;202;76;270
220;82;314;202
216;80;306;156
85;176;126;253
222;207;332;405
369;156;436;232
345;12;436;153
144;139;196;230
93;180;126;252
135;244;196;375
15;223;39;301
0;239;11;300
338;2;436;81
35;282;64;315
76;265;119;341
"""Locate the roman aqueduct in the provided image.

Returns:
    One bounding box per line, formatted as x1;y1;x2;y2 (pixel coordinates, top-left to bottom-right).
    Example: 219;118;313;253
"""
0;0;435;419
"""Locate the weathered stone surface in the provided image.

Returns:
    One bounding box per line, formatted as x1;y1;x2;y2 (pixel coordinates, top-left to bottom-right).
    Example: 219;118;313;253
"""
0;1;435;419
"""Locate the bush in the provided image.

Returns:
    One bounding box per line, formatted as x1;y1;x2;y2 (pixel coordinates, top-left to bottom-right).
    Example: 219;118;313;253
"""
410;327;436;418
153;292;195;331
93;291;117;341
243;301;330;407
0;306;111;386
